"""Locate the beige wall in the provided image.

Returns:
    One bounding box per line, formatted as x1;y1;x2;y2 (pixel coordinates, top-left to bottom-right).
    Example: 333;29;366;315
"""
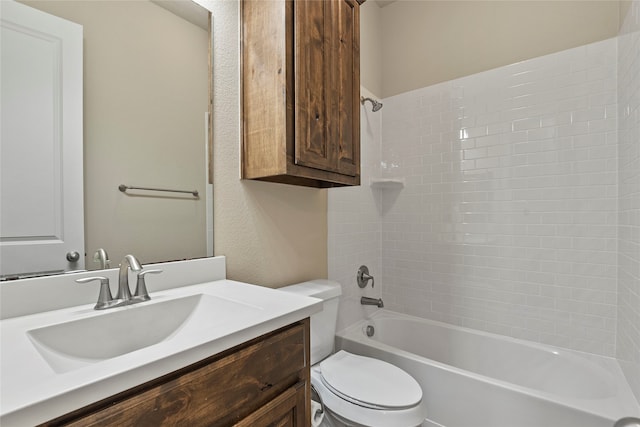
360;1;383;97
210;0;327;287
21;1;209;267
380;1;620;97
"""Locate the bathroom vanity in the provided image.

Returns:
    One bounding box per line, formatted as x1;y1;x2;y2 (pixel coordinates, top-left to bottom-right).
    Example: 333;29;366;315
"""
44;320;310;426
0;257;321;426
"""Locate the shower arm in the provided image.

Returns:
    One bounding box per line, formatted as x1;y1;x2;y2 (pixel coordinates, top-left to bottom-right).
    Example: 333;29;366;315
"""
360;96;383;112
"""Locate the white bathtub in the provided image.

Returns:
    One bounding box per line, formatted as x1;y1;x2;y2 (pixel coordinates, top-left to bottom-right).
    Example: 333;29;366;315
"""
336;310;640;427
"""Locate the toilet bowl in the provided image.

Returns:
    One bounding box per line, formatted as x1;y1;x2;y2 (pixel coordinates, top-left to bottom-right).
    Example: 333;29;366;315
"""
280;280;426;427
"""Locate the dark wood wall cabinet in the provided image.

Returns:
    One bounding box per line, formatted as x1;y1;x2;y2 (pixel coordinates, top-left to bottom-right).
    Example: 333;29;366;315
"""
40;320;311;427
241;0;364;188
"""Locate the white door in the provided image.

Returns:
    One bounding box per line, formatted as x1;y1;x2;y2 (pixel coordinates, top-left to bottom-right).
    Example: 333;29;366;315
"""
0;0;84;278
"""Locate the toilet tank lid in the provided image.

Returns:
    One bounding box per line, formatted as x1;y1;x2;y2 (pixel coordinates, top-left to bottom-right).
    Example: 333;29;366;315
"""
279;279;342;300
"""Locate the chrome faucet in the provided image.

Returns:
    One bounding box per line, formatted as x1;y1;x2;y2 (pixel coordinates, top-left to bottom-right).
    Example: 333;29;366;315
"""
117;254;142;301
76;254;161;310
361;296;384;308
93;248;110;269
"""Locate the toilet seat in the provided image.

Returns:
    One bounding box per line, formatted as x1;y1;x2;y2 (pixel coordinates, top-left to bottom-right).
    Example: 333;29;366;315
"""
320;351;422;410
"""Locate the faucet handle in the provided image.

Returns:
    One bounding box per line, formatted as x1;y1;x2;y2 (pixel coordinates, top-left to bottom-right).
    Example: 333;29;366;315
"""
357;265;375;288
133;269;162;301
76;276;113;310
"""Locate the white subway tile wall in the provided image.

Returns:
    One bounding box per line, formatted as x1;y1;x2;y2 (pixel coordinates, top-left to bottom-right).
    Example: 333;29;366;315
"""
380;38;619;356
617;0;640;403
328;93;383;332
331;20;640;387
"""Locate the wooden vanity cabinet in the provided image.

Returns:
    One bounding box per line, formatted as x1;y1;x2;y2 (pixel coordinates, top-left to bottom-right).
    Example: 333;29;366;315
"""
41;320;310;427
241;0;364;188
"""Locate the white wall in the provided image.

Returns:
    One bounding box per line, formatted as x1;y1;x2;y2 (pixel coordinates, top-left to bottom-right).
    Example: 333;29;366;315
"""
379;39;619;356
329;38;628;358
617;0;640;403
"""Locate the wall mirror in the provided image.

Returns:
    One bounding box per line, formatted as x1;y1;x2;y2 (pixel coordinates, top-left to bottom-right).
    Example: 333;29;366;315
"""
0;0;213;279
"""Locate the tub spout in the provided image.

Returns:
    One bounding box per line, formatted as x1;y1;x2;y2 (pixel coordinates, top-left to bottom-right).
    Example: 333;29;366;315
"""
361;296;384;308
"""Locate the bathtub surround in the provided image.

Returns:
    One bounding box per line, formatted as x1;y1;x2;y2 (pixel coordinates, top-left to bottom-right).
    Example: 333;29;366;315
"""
330;7;640;405
380;38;619;357
617;0;640;404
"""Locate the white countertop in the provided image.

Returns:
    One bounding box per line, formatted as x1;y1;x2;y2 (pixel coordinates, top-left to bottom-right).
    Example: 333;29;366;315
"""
0;279;321;426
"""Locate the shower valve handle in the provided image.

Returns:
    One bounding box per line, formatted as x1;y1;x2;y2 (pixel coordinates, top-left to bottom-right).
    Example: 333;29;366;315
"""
357;265;374;288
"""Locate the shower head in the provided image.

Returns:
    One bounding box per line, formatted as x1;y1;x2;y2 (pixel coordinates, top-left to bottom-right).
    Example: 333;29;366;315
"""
361;96;383;112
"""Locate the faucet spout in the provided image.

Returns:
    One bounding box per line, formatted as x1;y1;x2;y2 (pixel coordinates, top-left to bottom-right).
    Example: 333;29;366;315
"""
116;254;142;301
361;296;384;308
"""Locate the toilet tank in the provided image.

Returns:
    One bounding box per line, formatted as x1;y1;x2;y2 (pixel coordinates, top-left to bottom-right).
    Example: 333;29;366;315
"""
279;279;341;365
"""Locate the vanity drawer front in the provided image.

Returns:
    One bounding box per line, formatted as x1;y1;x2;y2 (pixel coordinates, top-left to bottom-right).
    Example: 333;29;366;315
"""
62;322;308;427
234;381;307;427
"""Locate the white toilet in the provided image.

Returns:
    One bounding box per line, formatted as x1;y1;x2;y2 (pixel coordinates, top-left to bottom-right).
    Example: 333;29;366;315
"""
281;279;426;427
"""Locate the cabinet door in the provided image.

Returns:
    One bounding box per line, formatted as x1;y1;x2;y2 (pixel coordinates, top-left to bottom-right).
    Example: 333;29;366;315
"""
234;382;307;427
294;0;333;173
328;0;360;178
294;0;360;178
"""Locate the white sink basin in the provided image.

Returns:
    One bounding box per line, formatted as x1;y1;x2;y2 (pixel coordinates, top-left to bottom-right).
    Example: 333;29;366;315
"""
28;294;261;373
